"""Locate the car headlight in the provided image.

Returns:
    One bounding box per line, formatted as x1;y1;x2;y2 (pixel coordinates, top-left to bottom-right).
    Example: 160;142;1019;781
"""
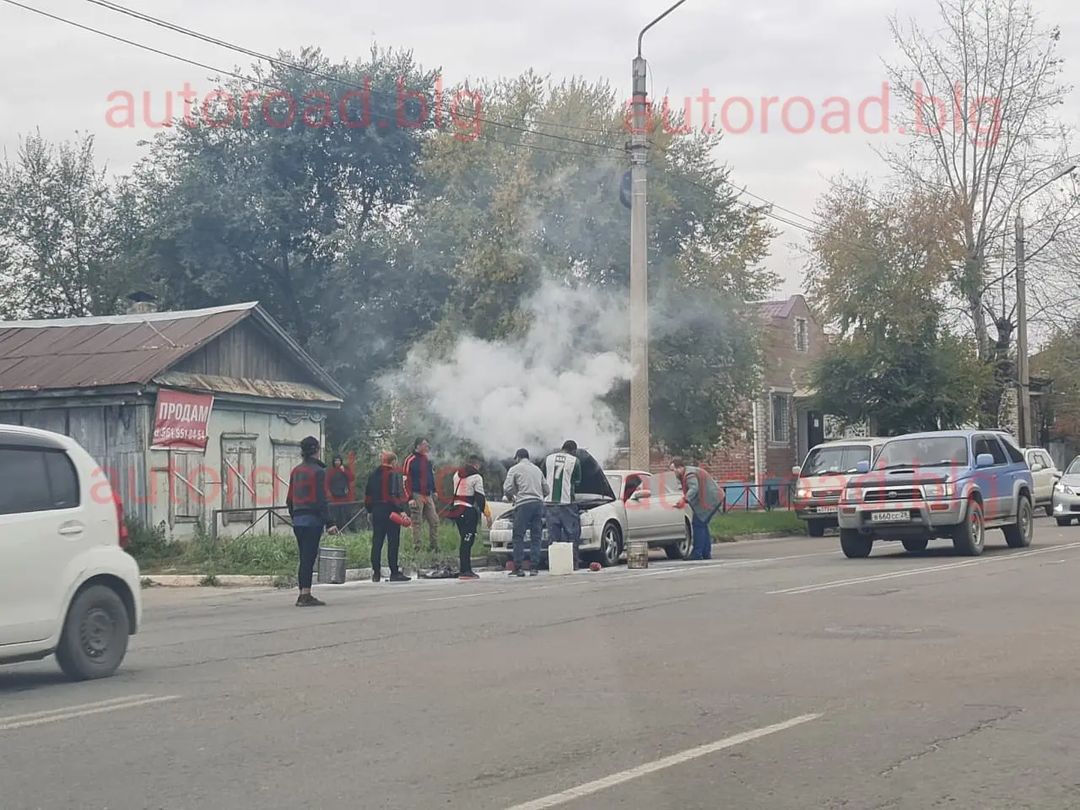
579;510;595;525
796;488;811;499
492;519;512;530
1056;482;1075;496
843;487;859;503
922;483;954;499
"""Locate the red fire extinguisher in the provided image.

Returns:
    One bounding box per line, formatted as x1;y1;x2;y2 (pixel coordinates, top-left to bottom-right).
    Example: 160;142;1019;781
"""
390;511;412;528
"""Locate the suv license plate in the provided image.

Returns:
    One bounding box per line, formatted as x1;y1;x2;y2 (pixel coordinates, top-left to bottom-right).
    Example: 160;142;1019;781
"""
871;510;910;523
816;506;839;514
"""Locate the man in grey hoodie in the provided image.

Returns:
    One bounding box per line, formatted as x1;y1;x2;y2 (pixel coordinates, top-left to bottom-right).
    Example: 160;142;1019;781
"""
503;448;549;576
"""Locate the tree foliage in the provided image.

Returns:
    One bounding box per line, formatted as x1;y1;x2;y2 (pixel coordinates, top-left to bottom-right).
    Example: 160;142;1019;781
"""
883;0;1078;424
807;181;988;434
0;133;142;318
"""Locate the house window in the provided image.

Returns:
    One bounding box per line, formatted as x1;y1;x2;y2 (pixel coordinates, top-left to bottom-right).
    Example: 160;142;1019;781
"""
771;393;791;444
795;318;809;352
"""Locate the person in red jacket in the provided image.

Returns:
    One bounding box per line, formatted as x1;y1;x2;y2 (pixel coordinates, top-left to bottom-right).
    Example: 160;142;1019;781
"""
365;451;411;583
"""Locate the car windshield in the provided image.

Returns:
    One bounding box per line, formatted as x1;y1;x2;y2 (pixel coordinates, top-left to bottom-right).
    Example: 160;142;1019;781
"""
605;474;622;495
1068;458;1080;475
801;445;871;476
873;437;968;469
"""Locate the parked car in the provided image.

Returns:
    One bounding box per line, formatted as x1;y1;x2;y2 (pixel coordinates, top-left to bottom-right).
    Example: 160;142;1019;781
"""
837;430;1035;558
1024;447;1061;516
488;469;692;567
1052;456;1080;526
0;425;141;680
792;438;886;537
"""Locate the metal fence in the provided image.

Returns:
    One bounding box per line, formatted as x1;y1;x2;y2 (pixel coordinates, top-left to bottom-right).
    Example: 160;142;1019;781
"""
720;479;799;512
210;501;367;542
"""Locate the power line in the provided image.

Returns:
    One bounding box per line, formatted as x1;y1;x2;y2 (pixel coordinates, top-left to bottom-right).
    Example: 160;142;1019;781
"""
80;0;625;149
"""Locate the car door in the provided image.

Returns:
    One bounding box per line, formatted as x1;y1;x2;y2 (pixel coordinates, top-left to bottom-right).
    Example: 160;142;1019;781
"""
622;473;660;541
1037;450;1059;503
973;435;1011;522
0;446;80;646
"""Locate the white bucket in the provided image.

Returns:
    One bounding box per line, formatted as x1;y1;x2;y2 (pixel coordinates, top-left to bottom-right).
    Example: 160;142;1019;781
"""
548;542;574;576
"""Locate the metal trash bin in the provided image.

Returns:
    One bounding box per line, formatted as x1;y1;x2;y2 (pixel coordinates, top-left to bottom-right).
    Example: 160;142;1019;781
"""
317;547;346;584
626;540;649;569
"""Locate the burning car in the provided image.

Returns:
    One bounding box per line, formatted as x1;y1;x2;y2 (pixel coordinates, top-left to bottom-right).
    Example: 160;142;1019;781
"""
487;451;692;567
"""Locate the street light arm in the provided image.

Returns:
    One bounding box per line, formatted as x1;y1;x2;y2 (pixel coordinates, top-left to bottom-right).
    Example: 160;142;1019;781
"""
638;0;689;57
1018;164;1077;208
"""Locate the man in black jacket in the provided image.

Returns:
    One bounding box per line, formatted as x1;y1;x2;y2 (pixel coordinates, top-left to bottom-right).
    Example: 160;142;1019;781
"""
365;451;412;583
286;436;338;607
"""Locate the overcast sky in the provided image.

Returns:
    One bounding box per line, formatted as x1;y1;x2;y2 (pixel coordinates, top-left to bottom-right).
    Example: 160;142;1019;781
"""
2;0;1079;295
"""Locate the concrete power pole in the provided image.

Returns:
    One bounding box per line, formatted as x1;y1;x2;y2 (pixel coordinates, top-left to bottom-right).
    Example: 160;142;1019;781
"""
628;0;688;470
1013;163;1075;447
628;55;649;470
1015;211;1030;447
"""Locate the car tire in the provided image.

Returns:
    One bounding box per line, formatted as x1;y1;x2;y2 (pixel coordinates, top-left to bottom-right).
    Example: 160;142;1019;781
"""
1003;496;1034;549
666;522;693;560
840;529;872;559
902;537;929;553
952;500;985;556
807;520;826;538
1056;517;1072;527
55;584;130;681
597;522;622;568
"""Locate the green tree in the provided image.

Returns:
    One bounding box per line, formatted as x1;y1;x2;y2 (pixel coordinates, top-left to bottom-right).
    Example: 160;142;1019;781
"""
807;181;988;434
136;47;448;423
409;72;776;456
0;133;141;318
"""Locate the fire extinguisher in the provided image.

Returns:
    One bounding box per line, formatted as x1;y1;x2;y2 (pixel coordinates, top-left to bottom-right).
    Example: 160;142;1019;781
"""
390;511;412;528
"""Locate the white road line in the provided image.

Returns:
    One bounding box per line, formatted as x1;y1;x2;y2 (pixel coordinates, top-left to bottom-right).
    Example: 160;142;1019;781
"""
771;542;1080;595
503;713;823;810
425;590;509;602
0;695;181;732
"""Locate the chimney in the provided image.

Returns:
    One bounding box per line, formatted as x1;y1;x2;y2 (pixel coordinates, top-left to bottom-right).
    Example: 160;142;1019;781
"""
126;291;158;315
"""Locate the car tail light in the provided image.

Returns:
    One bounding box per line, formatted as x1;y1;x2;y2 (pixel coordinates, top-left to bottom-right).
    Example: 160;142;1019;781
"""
114;492;129;548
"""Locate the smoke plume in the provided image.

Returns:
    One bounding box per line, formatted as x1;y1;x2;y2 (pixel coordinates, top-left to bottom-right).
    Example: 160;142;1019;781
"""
387;279;631;464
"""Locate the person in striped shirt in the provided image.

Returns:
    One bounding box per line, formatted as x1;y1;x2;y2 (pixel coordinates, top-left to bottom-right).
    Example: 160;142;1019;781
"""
544;440;584;569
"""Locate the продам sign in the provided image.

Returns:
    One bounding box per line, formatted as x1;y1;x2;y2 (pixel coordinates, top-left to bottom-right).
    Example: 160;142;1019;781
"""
152;389;214;450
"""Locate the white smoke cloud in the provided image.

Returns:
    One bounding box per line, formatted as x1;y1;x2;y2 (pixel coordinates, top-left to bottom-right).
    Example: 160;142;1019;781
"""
387;279;632;464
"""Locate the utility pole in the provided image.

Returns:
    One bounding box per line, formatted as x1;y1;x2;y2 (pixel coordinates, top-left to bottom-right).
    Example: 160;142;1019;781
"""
1015;211;1030;447
1014;163;1076;447
629;0;688;470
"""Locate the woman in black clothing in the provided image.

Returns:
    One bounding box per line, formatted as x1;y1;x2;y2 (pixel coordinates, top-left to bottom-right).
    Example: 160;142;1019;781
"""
364;452;411;583
286;436;338;607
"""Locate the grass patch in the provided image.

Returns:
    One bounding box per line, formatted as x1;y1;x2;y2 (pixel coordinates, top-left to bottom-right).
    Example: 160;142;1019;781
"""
710;509;805;540
135;522;481;577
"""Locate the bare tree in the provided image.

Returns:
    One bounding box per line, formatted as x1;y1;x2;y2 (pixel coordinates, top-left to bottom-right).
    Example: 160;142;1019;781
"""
883;0;1076;424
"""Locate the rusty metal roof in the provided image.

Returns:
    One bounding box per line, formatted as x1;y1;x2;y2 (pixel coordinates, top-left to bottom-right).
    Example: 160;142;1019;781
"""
0;303;345;401
154;371;341;403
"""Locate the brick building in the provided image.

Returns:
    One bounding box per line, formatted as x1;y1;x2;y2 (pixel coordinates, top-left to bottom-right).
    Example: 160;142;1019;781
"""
620;295;863;505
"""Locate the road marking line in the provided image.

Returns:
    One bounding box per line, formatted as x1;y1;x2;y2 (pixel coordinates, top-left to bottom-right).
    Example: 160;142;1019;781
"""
771;542;1080;595
0;694;155;725
426;590;508;602
504;713;822;810
0;695;181;732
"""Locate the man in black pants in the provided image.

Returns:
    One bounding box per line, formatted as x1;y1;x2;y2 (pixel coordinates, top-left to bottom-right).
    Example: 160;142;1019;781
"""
365;451;412;583
286;436;338;607
452;456;488;580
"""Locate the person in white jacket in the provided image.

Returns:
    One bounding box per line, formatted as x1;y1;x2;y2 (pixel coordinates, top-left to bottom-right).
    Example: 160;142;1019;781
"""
452;457;488;580
503;448;549;576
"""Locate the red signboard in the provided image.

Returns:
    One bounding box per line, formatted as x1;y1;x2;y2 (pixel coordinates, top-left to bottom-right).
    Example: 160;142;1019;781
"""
152;389;214;450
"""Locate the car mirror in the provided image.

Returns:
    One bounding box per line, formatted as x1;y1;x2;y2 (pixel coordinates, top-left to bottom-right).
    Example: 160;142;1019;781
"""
791;466;801;476
976;453;995;468
855;460;870;474
1030;462;1043;472
630;489;651;501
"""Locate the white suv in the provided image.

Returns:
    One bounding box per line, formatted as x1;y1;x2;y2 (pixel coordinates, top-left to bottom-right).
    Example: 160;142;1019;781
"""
0;425;141;680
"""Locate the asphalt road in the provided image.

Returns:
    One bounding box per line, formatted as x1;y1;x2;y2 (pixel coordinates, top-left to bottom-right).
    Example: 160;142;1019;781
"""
4;518;1080;809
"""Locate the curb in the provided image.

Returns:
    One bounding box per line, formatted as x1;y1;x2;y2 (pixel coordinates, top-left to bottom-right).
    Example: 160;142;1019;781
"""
143;556;495;589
